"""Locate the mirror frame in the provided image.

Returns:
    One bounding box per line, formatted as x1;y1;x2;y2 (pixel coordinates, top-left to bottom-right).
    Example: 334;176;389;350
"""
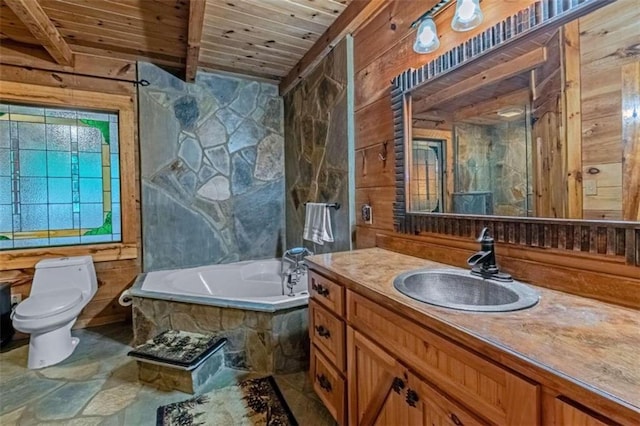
391;0;640;267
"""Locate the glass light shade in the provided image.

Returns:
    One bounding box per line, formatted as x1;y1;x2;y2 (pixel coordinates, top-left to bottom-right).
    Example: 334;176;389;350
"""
413;17;440;54
451;0;483;32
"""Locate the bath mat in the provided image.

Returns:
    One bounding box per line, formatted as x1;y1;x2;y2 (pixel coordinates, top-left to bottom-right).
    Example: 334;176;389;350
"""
156;376;298;426
128;330;227;369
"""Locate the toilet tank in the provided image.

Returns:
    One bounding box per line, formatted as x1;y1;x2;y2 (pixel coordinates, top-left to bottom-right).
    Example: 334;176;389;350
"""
31;256;98;298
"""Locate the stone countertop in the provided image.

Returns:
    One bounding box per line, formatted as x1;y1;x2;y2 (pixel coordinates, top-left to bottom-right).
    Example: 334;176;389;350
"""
305;248;640;421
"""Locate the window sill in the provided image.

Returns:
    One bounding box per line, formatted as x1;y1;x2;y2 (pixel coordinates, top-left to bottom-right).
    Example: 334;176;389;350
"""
0;242;138;271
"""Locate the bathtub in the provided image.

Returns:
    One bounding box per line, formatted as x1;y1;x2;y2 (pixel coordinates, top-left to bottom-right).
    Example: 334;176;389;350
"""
138;259;308;312
129;259;310;374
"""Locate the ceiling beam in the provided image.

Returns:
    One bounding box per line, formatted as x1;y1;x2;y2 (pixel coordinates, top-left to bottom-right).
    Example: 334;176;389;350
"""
279;0;386;96
4;0;74;66
186;0;207;82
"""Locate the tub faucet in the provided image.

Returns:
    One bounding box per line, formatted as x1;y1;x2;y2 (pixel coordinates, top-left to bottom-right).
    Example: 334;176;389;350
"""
467;228;512;282
282;247;313;296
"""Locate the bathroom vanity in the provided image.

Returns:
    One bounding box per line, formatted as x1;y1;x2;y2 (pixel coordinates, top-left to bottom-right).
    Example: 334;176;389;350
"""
306;248;640;426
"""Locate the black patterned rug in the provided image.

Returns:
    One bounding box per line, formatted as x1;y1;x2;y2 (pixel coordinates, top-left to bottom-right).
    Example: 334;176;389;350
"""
156;376;298;426
128;330;226;369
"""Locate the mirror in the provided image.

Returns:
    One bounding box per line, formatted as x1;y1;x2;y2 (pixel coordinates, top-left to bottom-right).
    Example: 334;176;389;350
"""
405;0;640;222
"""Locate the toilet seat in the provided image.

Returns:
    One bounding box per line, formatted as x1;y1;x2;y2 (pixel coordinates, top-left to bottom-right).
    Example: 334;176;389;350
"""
14;289;83;319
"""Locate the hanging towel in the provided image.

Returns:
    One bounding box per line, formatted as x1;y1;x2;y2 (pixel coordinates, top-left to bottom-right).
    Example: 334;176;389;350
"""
303;203;334;245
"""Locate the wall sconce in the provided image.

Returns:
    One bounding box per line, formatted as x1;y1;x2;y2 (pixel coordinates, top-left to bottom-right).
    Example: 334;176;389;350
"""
411;0;483;54
451;0;483;32
413;17;440;54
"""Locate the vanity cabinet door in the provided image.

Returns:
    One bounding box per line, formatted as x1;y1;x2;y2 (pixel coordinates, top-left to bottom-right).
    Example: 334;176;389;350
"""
348;327;486;426
554;398;613;426
347;327;423;426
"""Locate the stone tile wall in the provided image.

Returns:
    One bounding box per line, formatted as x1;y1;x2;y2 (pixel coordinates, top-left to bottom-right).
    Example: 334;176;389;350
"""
283;39;351;254
455;119;531;216
138;63;285;271
132;297;309;375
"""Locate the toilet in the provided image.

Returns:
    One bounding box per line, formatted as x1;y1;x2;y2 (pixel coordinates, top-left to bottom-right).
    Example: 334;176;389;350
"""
12;256;98;369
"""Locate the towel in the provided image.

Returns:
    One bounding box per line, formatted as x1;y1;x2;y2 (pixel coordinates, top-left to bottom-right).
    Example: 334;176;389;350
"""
303;203;334;245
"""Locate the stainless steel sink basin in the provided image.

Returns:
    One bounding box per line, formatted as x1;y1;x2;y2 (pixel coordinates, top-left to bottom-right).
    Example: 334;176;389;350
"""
393;269;539;312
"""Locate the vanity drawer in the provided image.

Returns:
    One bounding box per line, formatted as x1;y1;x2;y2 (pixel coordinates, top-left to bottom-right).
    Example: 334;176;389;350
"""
309;270;344;316
311;344;346;425
309;299;345;372
347;290;539;426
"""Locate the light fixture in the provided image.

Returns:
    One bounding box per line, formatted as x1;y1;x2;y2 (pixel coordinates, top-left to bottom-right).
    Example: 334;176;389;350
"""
451;0;483;32
413;17;440;54
411;0;483;55
497;106;525;118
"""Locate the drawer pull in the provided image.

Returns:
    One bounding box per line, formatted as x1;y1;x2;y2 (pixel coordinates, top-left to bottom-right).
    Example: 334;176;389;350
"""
406;389;419;407
316;374;333;393
450;413;463;426
312;282;330;297
391;377;405;394
315;325;331;338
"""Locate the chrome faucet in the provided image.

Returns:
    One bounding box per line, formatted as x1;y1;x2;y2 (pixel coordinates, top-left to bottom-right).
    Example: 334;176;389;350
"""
467;228;512;282
281;247;313;296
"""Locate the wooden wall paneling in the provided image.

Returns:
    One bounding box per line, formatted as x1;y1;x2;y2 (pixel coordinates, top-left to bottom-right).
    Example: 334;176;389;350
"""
352;0;438;73
621;61;640;221
280;0;386;95
354;0;539;110
4;0;74;66
355;226;378;249
355;96;393;150
355;142;395;189
0;41;137;85
355;186;395;231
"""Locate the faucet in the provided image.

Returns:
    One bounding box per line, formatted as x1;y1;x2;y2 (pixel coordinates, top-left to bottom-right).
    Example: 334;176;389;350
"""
281;247;313;296
467;228;512;282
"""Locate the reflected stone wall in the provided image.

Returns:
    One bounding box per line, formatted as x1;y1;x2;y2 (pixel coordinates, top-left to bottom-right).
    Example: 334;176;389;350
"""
455;120;530;216
138;63;284;271
284;39;350;254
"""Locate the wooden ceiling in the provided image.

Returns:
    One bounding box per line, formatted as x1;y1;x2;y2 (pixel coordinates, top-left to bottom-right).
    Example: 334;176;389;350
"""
0;0;362;87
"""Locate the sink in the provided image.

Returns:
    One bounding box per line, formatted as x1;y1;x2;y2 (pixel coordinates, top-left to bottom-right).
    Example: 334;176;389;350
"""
393;269;539;312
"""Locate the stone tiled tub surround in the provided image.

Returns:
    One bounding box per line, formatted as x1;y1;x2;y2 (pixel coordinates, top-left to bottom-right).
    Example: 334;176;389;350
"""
138;62;285;272
132;295;309;375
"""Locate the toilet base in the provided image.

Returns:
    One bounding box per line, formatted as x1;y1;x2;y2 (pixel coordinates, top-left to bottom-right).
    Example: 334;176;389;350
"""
27;320;79;369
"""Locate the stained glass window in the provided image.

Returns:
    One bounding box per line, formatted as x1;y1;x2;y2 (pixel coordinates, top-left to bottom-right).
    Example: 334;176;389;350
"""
0;103;121;250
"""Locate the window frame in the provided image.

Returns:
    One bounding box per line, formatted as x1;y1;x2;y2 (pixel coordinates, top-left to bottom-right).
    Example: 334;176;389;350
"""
0;81;138;270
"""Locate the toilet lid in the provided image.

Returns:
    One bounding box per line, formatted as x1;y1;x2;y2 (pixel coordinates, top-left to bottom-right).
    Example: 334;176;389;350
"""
15;289;83;319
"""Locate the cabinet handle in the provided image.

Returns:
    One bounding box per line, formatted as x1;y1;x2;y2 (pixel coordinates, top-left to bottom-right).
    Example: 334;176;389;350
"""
406;388;419;407
316;374;333;393
391;377;405;394
312;282;330;297
315;325;331;338
450;413;463;426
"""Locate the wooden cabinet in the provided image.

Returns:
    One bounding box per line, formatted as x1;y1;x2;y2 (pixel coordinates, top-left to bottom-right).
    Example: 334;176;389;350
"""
310;299;346;372
307;268;627;425
309;272;347;424
346;291;539;425
347;328;485;426
553;398;615;426
311;344;347;425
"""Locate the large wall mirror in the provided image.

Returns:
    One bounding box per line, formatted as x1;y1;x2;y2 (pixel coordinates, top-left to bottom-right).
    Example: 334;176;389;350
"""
392;0;639;266
400;0;639;222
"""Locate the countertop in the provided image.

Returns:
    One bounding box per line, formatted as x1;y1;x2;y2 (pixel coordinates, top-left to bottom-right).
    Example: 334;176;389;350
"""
305;248;640;422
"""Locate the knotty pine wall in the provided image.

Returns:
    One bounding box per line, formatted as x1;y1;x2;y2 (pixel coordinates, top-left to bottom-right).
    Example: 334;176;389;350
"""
0;54;141;329
353;0;640;308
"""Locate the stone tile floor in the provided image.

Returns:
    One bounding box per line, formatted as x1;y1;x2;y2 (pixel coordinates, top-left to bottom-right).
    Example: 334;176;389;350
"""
0;324;336;426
